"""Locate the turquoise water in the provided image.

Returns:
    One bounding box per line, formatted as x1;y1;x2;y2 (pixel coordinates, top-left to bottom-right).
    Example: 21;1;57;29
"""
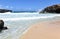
0;12;60;39
13;11;37;13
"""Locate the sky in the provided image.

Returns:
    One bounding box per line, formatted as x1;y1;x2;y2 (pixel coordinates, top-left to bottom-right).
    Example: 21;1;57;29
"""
0;0;60;11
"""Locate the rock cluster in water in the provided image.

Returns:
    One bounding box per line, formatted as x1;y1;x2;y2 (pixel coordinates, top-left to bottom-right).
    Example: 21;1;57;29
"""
0;20;8;32
40;4;60;13
0;9;12;13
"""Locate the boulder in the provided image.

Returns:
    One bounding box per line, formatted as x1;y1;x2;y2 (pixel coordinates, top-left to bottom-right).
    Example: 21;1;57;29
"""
0;9;12;13
0;20;8;32
40;4;60;13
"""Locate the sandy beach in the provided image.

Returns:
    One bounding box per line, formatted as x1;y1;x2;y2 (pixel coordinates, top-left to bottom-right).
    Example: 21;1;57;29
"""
20;16;60;39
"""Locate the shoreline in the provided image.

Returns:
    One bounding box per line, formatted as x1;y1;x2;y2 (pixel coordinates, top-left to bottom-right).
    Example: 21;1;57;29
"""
20;16;60;39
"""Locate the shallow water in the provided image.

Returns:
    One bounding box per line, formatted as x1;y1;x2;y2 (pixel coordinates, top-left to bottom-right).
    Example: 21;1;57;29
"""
0;13;60;39
0;19;42;39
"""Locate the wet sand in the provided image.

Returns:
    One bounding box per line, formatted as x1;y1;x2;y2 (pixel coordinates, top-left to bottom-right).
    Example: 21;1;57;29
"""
20;18;60;39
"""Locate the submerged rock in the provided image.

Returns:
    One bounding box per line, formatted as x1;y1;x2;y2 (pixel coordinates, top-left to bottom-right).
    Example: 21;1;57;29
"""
0;9;12;13
40;4;60;13
0;20;8;32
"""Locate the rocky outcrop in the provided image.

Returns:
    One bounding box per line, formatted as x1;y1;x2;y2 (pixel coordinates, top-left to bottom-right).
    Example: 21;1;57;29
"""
0;20;8;32
40;4;60;13
0;9;12;13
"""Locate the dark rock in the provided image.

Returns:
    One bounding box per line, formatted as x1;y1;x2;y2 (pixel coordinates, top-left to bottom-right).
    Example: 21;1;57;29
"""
0;20;4;29
40;4;60;13
0;9;12;13
2;27;8;30
0;20;8;32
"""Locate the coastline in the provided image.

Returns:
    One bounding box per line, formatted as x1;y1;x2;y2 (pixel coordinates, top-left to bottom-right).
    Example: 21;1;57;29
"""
20;16;60;39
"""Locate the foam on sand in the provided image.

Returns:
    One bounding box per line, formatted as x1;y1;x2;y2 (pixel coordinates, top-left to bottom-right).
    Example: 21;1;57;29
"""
0;13;60;39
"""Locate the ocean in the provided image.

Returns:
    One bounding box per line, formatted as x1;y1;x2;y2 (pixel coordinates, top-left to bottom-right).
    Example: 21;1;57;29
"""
13;11;37;13
0;12;60;39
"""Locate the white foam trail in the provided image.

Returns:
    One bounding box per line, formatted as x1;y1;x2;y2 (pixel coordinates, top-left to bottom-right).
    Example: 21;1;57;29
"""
0;16;55;21
0;13;60;21
5;12;11;13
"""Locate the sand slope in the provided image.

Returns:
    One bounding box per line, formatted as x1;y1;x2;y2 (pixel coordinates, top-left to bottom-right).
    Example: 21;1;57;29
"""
20;19;60;39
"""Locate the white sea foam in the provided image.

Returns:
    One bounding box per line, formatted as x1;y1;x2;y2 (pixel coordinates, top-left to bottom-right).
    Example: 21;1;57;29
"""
0;13;60;21
5;12;11;13
0;16;55;21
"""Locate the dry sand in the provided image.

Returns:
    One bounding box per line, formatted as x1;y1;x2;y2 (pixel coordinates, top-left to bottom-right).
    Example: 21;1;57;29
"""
20;18;60;39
